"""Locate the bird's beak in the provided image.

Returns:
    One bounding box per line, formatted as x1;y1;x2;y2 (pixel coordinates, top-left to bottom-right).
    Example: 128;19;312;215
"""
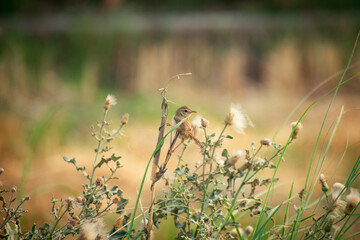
190;110;197;114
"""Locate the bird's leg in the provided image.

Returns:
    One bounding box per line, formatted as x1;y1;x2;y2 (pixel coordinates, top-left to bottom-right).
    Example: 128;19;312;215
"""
171;138;185;153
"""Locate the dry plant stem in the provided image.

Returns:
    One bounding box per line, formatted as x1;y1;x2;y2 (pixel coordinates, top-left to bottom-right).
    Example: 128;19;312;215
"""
147;97;169;239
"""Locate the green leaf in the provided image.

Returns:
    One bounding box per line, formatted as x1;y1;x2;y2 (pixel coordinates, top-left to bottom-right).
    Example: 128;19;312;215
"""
95;154;122;168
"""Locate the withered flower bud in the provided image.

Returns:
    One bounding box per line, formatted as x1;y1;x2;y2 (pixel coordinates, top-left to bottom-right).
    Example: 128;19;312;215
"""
112;196;120;204
290;121;303;140
0;168;4;175
260;138;271;146
345;188;360;215
319;174;329;192
76;196;84;203
245;225;254;236
104;94;117;111
201;118;209;128
95;177;103;187
11;186;17;193
96;201;103;210
121;113;129;125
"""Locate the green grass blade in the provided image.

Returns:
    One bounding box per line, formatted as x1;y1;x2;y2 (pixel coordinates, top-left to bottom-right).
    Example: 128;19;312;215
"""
281;181;294;237
253;204;282;239
126;117;188;239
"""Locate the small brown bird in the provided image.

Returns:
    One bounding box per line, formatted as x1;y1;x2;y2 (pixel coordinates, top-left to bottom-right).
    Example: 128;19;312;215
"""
172;106;204;151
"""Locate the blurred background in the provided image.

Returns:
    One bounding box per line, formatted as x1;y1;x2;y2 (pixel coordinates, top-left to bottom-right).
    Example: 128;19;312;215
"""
1;0;360;237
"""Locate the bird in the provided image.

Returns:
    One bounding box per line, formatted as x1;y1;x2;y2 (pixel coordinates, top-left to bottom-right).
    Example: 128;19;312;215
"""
172;106;204;151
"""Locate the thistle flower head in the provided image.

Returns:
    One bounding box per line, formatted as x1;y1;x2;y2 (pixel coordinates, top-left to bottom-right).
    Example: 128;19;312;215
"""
78;219;104;240
215;152;224;168
260;138;271;146
121;113;129;125
225;104;254;135
244;225;254;236
228;149;245;167
290;121;303;140
345;188;360;215
191;114;202;137
332;182;345;200
201;117;209;128
104;94;117;110
230;227;244;238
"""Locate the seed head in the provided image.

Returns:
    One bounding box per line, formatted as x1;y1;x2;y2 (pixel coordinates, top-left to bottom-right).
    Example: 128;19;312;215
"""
225;104;254;135
324;215;336;232
0;168;4;175
345;188;360;215
112;196;120;204
78;219;104;240
191;114;202;137
65;197;74;210
253;157;265;169
201;117;209;128
76;196;84;203
96;201;103;210
228;150;244;167
244;225;254;236
95;177;103;187
23;195;30;201
319;174;329;192
215;152;225;168
238;160;250;172
260;138;271;146
230;227;244;238
332;182;345;200
11;186;17;193
104;94;117;111
290;121;302;140
121;113;129;125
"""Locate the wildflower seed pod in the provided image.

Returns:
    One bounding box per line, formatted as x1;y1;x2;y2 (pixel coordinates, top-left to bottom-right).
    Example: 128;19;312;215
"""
113;215;124;229
319;174;329;192
104;94;117;110
238;161;250;172
245;225;254;236
96;200;103;210
79;219;105;240
332;182;345;200
260;138;271;146
201;118;209;128
23;195;30;201
0;168;4;175
228;150;244;167
76;196;84;203
11;186;17;193
112;196;120;204
290;121;302;140
65;197;74;210
224;112;235;126
95;177;103;187
67;223;74;230
345;188;360;215
121;113;129;125
324;215;335;233
230;227;244;238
